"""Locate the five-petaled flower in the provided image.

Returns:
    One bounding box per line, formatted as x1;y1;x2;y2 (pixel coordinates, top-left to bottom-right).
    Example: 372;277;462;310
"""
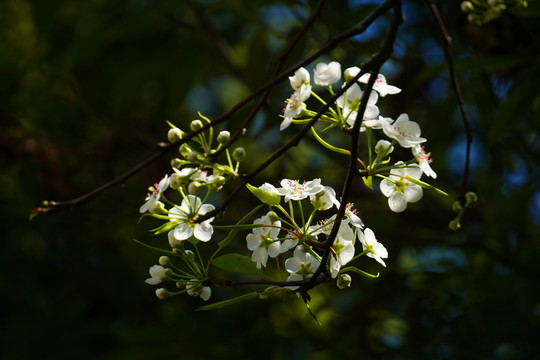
358;227;388;267
246;212;282;268
167;195;215;246
281;84;311;131
314;61;342;86
329;220;356;278
359;73;401;97
381;113;426;148
276;178;325;202
140;175;170;214
379;161;424;213
285;246;320;284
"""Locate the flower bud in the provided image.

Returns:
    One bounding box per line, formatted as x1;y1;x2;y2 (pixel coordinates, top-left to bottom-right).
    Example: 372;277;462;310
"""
186;151;199;162
183;250;196;261
232;147;246;161
448;219;461;231
375;140;394;155
171;158;186;169
159;256;170;267
344;67;360;82
460;1;474;12
155;288;169;300
452;201;463;213
337;273;352;289
179;143;192;158
168;128;184;143
149;201;167;214
465;191;478;205
188;181;202;194
217;130;230;144
209;175;226;192
190;119;203;131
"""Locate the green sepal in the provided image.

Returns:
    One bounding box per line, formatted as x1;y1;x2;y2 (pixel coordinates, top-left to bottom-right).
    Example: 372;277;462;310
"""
404;176;448;196
362;176;373;189
210;254;263;275
197;111;212;124
151;221;179;235
218;204;263;248
340;266;379;279
196;291;259;311
246;183;281;206
166;120;177;129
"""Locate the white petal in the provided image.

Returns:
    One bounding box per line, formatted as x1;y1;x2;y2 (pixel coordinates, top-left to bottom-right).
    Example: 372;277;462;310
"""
194;222;213;242
267;242;281;258
246;233;261;251
252;247;268;268
173;223;193;240
388;192;407;213
200;286;211;301
379;179;395;197
404;184;423;203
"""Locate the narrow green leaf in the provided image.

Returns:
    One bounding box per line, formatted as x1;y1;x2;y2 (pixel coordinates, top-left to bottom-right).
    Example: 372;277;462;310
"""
306;303;322;325
218;204;263;248
151;220;179;235
210;254;263;275
311;127;350;155
405;176;448;196
246;183;281;206
196;291;259;311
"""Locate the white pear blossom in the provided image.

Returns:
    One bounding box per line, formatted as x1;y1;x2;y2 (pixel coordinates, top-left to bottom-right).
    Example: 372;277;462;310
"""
412;145;437;178
281;83;311;131
329;220;356;278
345;203;364;229
379;162;423;213
186;281;211;301
380;113;426;148
276;178;325;202
310;186;340;211
314;61;341;86
358;227;388;267
335;84;380;128
289;67;310;90
246;212;282;268
359;73;401;97
285;246;320;285
145;265;168;285
167;195;215;245
140;175;170;213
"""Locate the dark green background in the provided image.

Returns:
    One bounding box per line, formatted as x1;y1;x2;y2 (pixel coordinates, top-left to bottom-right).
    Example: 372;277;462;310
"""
2;0;539;359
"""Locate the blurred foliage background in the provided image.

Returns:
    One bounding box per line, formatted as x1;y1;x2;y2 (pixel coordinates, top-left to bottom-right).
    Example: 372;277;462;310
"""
1;0;540;359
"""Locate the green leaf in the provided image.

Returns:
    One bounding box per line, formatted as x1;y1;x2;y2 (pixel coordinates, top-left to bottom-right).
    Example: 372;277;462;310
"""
218;204;263;248
405;176;448;196
306;302;322;325
210;254;263;275
362;176;373;189
246;183;281;206
196;291;259;311
151;220;179;235
311;127;350;155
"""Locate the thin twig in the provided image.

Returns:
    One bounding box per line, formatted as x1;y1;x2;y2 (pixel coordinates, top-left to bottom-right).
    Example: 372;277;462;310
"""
425;0;473;201
33;0;396;216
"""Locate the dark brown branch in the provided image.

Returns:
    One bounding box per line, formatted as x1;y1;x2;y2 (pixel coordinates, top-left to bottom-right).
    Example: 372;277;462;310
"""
33;0;396;216
209;0;328;163
425;0;473;201
304;0;403;293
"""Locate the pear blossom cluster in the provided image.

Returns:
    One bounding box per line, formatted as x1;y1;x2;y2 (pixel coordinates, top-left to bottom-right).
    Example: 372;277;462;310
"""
281;61;438;213
139;117;246;302
245;178;389;288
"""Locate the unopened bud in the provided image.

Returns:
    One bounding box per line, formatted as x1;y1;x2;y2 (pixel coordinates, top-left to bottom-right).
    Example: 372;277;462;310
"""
168;128;184;143
186;151;199;162
461;1;474;12
179;143;192;158
188;181;201;194
155;288;169;300
375;140;394;155
149;201;166;214
337;273;352;289
344;67;360;82
183;250;195;261
448;219;461;231
452;201;463;213
190;119;203;131
159;256;170;267
217;130;230;144
465;191;478;205
232;147;245;161
266;211;280;223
